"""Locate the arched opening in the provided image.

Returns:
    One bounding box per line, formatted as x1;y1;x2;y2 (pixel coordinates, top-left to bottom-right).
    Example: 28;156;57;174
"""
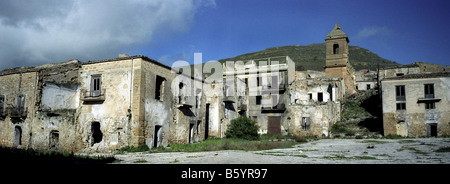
91;122;103;146
14;126;22;147
333;44;339;54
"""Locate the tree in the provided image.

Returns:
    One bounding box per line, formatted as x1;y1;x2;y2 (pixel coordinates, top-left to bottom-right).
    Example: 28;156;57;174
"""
225;116;259;140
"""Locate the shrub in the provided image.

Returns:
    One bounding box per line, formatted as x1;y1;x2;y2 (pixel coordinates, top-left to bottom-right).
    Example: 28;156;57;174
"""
225;116;260;140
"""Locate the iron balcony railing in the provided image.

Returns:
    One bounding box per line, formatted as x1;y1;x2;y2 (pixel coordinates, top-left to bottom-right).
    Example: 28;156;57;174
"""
81;89;106;101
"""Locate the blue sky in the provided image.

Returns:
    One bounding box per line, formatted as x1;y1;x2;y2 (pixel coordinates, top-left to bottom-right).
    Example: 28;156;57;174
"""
135;0;450;66
0;0;448;70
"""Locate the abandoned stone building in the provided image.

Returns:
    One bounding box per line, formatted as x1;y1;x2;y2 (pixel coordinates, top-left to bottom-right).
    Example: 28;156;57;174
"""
0;55;209;153
0;23;362;152
355;69;377;91
380;63;450;137
3;23;445;153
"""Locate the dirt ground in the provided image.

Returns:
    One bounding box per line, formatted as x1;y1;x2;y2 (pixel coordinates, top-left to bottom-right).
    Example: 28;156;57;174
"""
113;138;450;164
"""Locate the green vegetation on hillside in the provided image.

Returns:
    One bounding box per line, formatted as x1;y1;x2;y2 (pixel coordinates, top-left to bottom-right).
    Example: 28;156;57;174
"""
218;43;399;71
331;89;383;136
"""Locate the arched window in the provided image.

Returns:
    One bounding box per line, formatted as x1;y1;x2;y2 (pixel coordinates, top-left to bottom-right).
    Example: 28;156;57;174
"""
333;44;339;54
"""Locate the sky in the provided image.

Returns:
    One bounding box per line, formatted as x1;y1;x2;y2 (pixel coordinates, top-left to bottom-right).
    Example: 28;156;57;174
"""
0;0;449;70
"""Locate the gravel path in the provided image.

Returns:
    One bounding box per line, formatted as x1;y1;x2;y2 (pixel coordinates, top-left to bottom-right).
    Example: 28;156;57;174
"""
113;138;450;164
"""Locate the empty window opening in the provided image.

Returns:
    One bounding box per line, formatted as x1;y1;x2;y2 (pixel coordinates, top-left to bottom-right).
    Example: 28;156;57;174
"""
308;93;312;100
366;84;371;90
155;75;166;101
356;85;359;90
396;73;404;76
425;102;435;110
318;92;323;102
256;95;262;105
17;95;25;114
424;84;434;98
14;126;22;147
153;125;162;148
49;130;60;150
302;117;311;131
395;85;405;101
178;82;184;103
91;122;103;146
333;44;339;54
91;75;102;97
396;103;406;110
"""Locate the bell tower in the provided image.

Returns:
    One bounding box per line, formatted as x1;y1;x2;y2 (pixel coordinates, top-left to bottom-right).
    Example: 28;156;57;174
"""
324;23;356;95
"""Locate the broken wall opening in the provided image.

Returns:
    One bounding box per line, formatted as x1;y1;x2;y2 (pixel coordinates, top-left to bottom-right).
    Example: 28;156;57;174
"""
91;121;103;146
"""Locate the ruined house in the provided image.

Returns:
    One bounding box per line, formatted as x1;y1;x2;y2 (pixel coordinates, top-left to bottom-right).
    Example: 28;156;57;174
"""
380;63;450;137
0;55;208;153
0;23;383;152
355;69;377;91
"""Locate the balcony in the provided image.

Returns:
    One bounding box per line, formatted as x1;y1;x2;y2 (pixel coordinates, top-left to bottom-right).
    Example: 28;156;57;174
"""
81;89;106;102
237;104;247;111
222;96;236;103
417;94;441;103
177;95;193;108
6;107;27;118
261;103;286;112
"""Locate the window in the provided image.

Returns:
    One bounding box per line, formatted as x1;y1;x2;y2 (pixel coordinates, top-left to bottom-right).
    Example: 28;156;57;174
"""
425;102;435;110
396;103;406;110
256;96;262;105
17;95;25;114
366;84;371;90
155;75;166;101
308;93;313;100
356;85;358;90
301;117;311;131
424;84;434;98
90;75;102;97
395;85;405;101
318;92;323;102
396;73;404;76
0;95;4;114
333;44;339;54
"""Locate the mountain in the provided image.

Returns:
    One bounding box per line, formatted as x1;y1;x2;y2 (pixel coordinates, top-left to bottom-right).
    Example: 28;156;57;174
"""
217;43;399;71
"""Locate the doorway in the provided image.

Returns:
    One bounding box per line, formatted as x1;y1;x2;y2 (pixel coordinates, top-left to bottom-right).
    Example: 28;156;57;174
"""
14;126;22;147
91;122;103;146
267;116;281;135
49;130;60;150
154;125;162;148
427;123;437;137
205;103;210;140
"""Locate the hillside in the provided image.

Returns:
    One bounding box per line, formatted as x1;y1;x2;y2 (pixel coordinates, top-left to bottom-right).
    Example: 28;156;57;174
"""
218;43;399;71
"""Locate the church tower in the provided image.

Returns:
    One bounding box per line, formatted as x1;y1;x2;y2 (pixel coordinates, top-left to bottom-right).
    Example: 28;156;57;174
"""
324;23;356;95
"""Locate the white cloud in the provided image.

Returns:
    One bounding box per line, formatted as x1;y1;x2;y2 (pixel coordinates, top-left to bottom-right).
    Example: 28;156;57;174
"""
354;26;392;40
0;0;215;70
